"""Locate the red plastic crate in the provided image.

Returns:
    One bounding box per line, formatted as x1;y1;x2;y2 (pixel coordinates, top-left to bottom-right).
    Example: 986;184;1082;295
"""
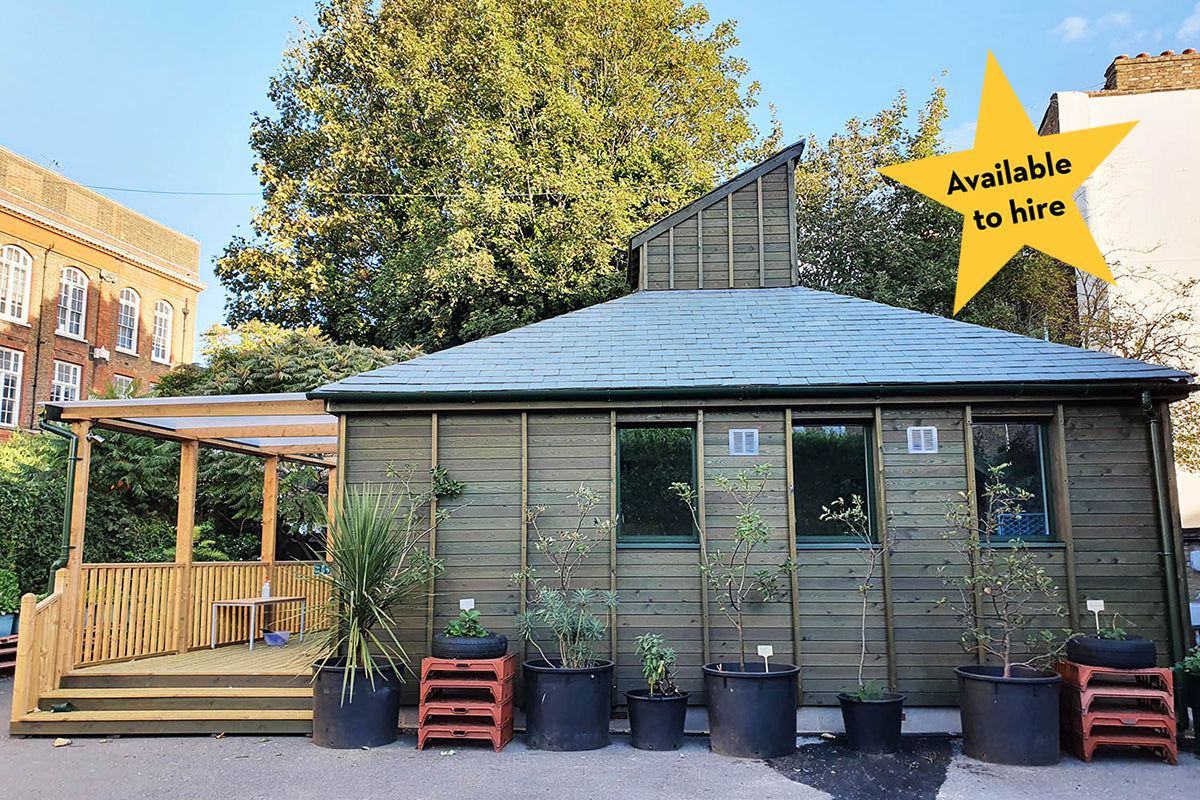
421;654;516;683
419;700;514;727
0;635;16;671
418;718;514;752
420;677;513;704
1056;660;1173;694
1059;682;1174;717
1063;726;1178;765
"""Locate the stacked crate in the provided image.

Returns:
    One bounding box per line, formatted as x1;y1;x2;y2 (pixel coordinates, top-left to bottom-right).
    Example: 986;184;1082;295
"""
418;654;515;752
1057;660;1177;765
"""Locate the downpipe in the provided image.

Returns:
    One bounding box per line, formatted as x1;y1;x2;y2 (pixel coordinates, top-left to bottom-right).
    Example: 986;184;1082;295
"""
37;416;77;595
1142;392;1188;664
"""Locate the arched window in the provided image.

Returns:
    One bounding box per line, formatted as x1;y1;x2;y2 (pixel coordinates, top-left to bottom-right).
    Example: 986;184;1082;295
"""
57;267;88;338
152;300;173;364
116;288;140;353
0;245;32;323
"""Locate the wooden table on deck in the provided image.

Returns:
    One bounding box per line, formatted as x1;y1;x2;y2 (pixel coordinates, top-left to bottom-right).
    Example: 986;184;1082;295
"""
209;596;307;651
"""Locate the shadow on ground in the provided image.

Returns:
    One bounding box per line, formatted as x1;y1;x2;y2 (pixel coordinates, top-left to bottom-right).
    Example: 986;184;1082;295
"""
768;735;955;800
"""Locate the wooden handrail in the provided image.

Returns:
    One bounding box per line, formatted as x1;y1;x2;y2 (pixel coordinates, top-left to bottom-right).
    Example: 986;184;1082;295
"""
10;569;68;723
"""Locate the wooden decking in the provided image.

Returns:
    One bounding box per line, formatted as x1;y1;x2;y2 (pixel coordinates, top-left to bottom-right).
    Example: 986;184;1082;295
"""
71;640;322;677
10;643;323;737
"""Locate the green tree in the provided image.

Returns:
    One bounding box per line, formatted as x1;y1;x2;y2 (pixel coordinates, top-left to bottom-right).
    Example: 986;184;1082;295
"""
218;0;779;349
794;86;1078;340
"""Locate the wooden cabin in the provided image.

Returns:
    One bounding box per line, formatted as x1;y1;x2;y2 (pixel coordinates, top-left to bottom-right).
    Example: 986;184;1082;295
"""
10;145;1194;737
312;143;1195;707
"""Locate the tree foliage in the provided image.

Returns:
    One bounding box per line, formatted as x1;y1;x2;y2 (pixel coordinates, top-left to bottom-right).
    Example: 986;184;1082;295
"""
218;0;779;349
794;86;1078;340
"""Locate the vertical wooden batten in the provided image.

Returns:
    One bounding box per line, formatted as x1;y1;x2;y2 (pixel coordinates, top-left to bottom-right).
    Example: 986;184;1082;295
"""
696;208;704;289
60;420;92;674
872;407;898;690
726;196;734;288
608;411;618;670
638;245;647;291
756;177;765;287
175;440;199;654
520;412;529;667
1050;405;1079;629
696;410;711;666
962;405;984;665
783;409;802;698
426;413;439;653
786;158;798;285
668;228;675;289
325;466;338;561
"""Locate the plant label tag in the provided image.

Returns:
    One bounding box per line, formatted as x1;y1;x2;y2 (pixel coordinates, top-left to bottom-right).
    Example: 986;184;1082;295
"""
1086;599;1104;613
459;598;475;611
757;645;774;658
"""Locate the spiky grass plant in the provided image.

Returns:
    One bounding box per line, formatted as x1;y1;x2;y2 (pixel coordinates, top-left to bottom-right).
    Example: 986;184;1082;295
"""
317;464;458;702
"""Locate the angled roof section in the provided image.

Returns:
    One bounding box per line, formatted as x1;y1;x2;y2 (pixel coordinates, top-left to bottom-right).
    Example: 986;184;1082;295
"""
311;288;1193;403
630;141;806;249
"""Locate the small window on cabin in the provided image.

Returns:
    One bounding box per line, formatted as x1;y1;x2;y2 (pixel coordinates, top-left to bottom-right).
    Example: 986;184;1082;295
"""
972;421;1052;539
617;426;697;543
791;424;874;541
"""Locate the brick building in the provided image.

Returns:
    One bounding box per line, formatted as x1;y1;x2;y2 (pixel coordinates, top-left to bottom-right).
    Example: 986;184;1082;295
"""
0;146;204;438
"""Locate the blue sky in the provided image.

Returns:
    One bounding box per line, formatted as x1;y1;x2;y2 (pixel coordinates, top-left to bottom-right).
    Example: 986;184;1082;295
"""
3;1;1199;353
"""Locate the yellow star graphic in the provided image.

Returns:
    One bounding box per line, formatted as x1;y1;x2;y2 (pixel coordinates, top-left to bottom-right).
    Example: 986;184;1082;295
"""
878;51;1136;313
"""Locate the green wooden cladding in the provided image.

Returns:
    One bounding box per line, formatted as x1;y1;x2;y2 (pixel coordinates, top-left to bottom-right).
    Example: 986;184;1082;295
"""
342;400;1174;706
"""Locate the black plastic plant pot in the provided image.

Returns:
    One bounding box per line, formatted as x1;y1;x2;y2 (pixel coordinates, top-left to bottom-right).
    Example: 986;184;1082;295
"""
311;660;403;749
524;659;613;751
625;689;690;750
702;662;799;758
836;692;905;754
955;665;1061;765
430;632;508;660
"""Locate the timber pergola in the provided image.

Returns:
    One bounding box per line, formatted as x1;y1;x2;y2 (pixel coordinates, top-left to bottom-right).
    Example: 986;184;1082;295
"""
42;393;339;661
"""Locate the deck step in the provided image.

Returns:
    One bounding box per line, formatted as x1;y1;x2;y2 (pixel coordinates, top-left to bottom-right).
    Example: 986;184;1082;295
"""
39;686;313;712
61;673;311;689
11;708;313;737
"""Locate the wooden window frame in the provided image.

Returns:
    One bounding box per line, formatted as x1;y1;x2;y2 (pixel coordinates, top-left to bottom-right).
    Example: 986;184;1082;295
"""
116;288;140;355
56;267;88;340
791;421;877;545
615;423;699;546
50;360;81;403
970;418;1055;541
0;346;23;428
0;245;32;324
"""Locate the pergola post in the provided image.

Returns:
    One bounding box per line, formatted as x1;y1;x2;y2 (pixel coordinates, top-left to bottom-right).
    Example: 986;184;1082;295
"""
261;455;279;579
57;420;92;677
174;440;199;654
325;466;338;561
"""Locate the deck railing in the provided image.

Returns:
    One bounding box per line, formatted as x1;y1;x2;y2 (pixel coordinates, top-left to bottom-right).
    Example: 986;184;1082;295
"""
10;569;68;722
72;560;331;668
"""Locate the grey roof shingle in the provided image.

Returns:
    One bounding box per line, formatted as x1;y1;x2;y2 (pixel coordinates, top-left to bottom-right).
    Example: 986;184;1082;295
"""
312;287;1193;399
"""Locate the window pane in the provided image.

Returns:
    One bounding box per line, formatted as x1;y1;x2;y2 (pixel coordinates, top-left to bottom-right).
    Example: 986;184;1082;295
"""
792;424;871;538
618;426;695;540
972;422;1050;538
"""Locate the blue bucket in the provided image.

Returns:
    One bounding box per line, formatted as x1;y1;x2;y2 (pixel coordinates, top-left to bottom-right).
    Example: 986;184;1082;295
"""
263;630;291;647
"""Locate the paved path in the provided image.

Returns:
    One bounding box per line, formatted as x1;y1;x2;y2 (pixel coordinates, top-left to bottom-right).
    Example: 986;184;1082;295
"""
1;680;1195;800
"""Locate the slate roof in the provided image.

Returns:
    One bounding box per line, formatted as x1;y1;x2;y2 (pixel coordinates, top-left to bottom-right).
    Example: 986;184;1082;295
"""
312;287;1193;400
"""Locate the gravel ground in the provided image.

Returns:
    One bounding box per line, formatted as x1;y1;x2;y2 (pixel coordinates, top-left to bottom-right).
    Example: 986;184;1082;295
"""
2;679;1196;800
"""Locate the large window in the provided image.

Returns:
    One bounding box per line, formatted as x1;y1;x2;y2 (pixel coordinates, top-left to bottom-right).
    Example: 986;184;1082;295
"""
116;288;140;353
0;347;22;427
0;245;31;323
57;267;88;338
617;426;696;543
50;361;81;403
152;300;172;363
792;424;873;541
112;374;135;398
972;421;1052;539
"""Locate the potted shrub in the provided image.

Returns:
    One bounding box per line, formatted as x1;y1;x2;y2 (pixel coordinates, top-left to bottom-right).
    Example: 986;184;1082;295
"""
625;633;689;750
823;496;904;753
0;569;19;637
432;608;507;660
941;464;1068;766
1173;645;1200;756
512;485;618;751
312;464;461;749
675;465;798;759
1066;609;1156;669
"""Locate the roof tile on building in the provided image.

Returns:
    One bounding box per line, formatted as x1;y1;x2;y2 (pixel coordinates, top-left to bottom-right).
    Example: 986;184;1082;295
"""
313;287;1193;399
